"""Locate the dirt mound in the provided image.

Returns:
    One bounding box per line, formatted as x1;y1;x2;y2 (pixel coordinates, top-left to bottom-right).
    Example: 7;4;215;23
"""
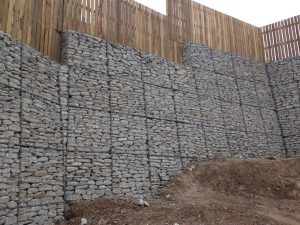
163;158;300;200
58;158;300;225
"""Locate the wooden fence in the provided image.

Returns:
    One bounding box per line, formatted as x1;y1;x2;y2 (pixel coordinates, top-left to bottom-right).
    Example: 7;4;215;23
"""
262;15;300;62
0;0;265;63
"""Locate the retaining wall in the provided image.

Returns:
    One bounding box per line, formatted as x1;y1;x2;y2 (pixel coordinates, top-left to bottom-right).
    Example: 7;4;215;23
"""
268;57;300;156
0;32;65;224
0;30;296;225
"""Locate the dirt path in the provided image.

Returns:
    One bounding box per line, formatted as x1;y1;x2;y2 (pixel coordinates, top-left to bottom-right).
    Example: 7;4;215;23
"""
58;158;300;225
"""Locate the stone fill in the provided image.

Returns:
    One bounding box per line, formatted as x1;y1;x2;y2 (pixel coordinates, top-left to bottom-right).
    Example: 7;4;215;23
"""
1;30;298;224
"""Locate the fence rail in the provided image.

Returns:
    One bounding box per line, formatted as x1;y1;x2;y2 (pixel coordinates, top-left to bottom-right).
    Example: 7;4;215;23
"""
0;0;265;63
262;15;300;62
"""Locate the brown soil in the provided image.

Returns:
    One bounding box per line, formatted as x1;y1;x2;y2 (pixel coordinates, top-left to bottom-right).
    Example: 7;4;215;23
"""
58;158;300;225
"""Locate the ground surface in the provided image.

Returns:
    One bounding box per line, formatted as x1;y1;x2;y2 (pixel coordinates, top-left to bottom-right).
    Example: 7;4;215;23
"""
58;158;300;225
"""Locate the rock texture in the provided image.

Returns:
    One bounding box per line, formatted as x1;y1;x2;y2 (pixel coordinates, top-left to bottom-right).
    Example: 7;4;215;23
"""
268;57;300;157
183;43;283;158
0;30;297;225
0;32;65;225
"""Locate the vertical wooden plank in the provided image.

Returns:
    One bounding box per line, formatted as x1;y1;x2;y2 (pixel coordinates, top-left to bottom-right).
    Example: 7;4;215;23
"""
111;0;115;41
289;17;294;58
62;0;69;32
43;0;50;55
291;17;298;57
99;0;104;37
70;0;75;31
255;27;263;60
282;19;289;58
86;0;91;34
276;22;281;59
200;5;208;45
6;0;15;34
104;0;109;39
22;0;30;43
129;1;134;47
160;14;164;58
135;3;140;50
39;0;46;54
116;0;121;43
1;0;9;32
265;28;270;61
49;0;56;60
296;16;300;56
279;21;284;60
18;0;26;41
47;0;55;58
0;0;5;30
0;0;3;21
108;0;113;41
102;0;107;39
34;0;41;51
11;0;20;37
72;0;78;32
94;0;99;36
281;20;287;59
42;0;48;54
30;0;37;48
90;0;95;35
73;0;77;33
71;0;77;32
113;0;117;42
80;0;84;32
57;0;63;32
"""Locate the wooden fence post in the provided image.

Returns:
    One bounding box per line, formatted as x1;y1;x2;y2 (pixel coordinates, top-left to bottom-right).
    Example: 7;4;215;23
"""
116;0;121;43
166;0;193;43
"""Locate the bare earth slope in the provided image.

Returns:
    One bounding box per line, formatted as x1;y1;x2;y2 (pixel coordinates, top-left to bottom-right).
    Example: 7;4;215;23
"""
58;158;300;225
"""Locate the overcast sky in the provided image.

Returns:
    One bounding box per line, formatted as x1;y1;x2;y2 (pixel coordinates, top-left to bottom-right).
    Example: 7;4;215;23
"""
134;0;300;27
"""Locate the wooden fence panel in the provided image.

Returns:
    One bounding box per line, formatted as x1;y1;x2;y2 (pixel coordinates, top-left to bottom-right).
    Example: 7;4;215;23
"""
0;0;266;63
191;2;264;61
262;15;300;62
0;0;61;60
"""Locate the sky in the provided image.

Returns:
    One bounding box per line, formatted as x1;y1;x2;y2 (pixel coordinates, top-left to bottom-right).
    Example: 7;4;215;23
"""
134;0;300;27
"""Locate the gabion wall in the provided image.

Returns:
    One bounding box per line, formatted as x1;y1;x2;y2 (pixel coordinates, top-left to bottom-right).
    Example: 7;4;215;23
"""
183;43;285;158
0;30;296;225
61;32;284;202
0;32;65;224
268;57;300;156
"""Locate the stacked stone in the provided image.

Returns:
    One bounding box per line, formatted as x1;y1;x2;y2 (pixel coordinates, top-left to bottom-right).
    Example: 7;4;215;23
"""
111;114;150;195
251;60;284;155
268;57;300;156
184;42;284;158
61;32;287;200
19;42;64;225
0;86;20;225
0;31;21;224
140;55;181;191
168;63;208;162
0;31;64;225
108;43;151;196
1;29;295;225
183;43;214;71
62;32;112;201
